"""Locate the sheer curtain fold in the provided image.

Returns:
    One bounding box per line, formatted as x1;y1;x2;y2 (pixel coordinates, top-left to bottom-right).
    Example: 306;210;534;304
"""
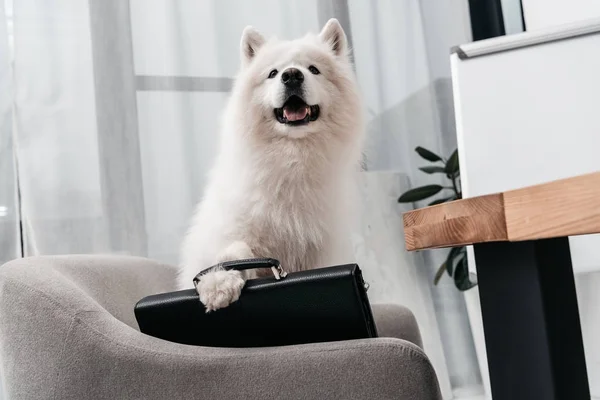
0;0;19;266
12;1;106;255
1;3;18;399
5;1;482;398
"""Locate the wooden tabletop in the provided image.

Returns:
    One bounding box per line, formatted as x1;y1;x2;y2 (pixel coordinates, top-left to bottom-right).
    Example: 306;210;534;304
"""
403;171;600;251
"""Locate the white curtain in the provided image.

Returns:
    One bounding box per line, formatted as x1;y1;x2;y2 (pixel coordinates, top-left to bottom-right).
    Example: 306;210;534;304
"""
1;1;483;398
0;0;17;267
0;4;15;399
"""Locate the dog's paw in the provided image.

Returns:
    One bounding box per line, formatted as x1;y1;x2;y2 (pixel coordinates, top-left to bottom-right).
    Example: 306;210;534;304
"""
196;269;245;312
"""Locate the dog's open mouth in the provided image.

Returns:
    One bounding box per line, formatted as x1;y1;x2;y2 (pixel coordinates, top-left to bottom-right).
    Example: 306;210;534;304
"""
274;95;320;126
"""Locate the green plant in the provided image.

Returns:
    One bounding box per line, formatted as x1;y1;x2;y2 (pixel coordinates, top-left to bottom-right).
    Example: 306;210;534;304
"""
398;147;476;291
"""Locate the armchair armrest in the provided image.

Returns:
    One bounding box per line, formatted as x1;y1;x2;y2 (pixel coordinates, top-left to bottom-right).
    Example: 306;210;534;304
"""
0;255;441;400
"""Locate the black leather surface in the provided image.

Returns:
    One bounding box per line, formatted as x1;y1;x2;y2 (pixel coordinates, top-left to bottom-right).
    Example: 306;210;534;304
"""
135;264;378;347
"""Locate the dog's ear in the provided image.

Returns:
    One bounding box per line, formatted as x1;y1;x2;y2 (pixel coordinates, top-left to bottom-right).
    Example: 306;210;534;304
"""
240;26;266;66
319;18;347;56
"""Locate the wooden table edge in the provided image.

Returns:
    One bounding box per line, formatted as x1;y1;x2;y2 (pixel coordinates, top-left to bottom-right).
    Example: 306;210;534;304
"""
403;171;600;251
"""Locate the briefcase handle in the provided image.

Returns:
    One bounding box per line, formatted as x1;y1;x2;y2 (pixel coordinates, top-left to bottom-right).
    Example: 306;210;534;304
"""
193;258;287;289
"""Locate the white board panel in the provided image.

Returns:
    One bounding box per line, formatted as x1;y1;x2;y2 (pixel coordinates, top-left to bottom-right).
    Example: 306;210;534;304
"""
522;0;600;30
451;22;600;274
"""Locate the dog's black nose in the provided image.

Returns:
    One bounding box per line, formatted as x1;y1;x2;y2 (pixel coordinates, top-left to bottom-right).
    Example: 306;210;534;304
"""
281;68;304;87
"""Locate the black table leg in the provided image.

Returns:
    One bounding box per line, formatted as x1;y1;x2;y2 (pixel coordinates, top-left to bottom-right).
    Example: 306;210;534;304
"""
474;237;590;400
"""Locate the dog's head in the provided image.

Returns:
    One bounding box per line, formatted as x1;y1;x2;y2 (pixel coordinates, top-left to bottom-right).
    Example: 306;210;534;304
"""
235;19;361;140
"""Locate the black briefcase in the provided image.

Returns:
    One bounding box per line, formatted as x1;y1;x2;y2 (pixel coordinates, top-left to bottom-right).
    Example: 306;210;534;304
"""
134;258;377;347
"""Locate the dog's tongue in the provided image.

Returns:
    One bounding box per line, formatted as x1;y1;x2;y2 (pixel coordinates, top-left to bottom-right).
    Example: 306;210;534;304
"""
284;106;309;122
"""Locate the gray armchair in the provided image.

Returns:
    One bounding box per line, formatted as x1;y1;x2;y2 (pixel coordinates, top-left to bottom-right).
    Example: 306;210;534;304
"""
0;255;441;399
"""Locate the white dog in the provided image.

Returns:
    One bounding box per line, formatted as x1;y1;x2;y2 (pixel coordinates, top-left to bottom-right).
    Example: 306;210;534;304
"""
179;19;365;311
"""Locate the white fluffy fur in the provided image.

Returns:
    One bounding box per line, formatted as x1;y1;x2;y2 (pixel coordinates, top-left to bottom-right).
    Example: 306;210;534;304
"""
179;19;365;312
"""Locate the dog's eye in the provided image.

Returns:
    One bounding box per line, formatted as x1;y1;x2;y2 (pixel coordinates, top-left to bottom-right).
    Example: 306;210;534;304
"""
268;69;278;79
308;65;320;75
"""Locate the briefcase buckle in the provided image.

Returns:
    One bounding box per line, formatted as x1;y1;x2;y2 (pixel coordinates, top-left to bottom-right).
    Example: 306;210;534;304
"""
271;265;288;280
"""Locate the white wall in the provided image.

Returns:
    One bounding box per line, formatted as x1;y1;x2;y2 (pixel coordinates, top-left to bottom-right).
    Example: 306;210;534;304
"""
500;0;525;34
522;0;600;30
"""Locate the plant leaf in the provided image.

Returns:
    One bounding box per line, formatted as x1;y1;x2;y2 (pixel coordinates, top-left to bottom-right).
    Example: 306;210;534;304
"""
419;166;446;174
454;256;476;291
446;173;461;182
398;185;443;203
428;196;456;206
445;149;460;174
445;246;462;276
434;263;446;285
415;147;443;162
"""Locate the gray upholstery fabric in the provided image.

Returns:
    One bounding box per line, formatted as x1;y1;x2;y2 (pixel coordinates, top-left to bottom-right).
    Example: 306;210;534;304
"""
0;255;441;400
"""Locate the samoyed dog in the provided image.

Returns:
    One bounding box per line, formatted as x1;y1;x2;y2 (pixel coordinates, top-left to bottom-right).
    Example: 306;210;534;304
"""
179;19;365;311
